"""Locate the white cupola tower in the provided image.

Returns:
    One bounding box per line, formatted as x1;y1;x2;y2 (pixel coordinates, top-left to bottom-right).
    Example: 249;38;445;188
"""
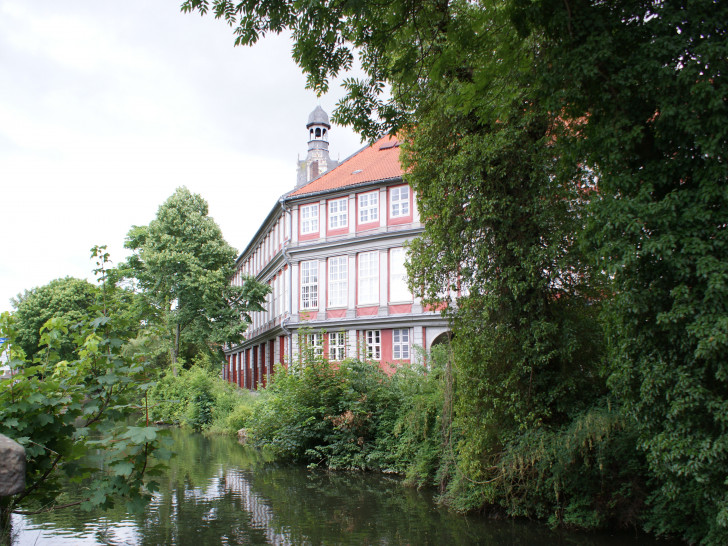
296;106;339;189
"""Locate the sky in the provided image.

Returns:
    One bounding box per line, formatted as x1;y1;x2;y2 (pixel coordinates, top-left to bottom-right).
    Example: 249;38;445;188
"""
0;0;364;313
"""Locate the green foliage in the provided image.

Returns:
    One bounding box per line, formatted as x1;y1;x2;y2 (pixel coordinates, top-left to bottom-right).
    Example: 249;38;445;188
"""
508;2;728;543
121;187;270;370
0;248;167;523
183;0;728;542
10;277;99;361
246;348;450;487
147;364;256;433
443;403;646;529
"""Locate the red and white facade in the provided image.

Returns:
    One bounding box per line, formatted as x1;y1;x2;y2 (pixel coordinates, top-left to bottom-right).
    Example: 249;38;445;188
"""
223;109;450;389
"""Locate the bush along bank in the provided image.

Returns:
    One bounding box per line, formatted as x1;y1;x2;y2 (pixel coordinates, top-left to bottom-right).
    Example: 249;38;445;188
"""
242;345;659;537
157;348;659;539
147;364;256;434
246;347;450;487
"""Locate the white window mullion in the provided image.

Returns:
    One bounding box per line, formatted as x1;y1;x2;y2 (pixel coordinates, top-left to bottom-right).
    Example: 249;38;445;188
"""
301;203;318;235
328;256;348;307
390;186;410;218
358;191;379;224
393;328;410;359
328;198;348;229
328;332;346;361
389;247;412;302
366;330;381;360
301;260;318;309
358;251;379;305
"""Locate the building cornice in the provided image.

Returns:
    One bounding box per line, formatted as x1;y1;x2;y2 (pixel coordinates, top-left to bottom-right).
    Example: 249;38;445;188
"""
286;226;423;259
282;175;405;204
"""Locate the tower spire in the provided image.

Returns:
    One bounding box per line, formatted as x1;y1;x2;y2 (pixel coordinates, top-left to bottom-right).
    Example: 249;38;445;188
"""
296;106;338;189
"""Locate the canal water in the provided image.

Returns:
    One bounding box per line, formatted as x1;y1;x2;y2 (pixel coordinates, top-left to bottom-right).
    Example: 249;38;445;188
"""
10;428;675;545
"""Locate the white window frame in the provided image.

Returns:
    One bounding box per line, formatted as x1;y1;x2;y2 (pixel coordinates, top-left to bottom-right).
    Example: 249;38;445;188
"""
366;330;381;360
358;191;379;224
328;332;347;361
300;260;318;310
328;198;348;230
358;251;379;305
393;329;410;360
300;203;318;235
389;247;412;302
328;256;348;308
304;333;324;357
390;186;410;218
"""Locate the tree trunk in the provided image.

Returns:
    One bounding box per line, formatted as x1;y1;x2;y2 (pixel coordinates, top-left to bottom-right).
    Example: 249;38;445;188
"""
172;322;180;376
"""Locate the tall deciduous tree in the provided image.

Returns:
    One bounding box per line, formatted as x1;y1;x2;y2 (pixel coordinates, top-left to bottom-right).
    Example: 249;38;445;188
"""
511;2;728;542
123;187;269;372
182;0;727;542
11;277;99;362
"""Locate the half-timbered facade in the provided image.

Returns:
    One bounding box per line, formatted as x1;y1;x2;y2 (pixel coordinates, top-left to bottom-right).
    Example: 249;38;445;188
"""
223;107;450;388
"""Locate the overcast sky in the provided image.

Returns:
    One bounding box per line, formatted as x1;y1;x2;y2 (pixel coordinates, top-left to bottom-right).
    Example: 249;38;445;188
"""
0;0;364;313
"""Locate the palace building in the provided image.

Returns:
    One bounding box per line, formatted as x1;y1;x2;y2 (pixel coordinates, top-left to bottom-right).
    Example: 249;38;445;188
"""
222;107;450;389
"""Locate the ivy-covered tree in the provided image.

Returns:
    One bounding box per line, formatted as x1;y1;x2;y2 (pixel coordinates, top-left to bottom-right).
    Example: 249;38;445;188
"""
122;187;269;372
11;277;99;362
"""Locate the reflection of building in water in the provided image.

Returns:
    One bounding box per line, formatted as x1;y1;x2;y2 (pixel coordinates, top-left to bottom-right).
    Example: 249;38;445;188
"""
222;107;451;389
224;468;292;545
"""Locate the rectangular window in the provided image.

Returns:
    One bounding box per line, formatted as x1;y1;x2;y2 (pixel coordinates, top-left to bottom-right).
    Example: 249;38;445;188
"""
389;247;412;302
366;330;381;360
304;333;323;357
358;191;379;224
358;251;379;305
301;203;318;235
328;198;348;229
301;260;318;309
328;332;347;361
390;186;410;218
328;256;348;307
393;329;410;359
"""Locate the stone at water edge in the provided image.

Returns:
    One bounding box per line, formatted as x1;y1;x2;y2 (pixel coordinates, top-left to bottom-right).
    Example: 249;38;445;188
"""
0;434;25;497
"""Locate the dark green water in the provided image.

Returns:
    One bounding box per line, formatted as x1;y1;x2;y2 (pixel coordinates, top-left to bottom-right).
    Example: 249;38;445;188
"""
11;429;676;545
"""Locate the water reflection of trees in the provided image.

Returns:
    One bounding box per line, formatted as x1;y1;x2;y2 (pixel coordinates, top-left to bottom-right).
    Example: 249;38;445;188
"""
17;429;673;545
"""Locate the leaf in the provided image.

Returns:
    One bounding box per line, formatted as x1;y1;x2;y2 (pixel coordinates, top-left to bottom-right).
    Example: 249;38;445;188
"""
122;426;158;444
110;461;134;476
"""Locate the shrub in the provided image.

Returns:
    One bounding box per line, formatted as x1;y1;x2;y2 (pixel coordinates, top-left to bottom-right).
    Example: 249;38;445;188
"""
147;365;256;434
247;347;449;486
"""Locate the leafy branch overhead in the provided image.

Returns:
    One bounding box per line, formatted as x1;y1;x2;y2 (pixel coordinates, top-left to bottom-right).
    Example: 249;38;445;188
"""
181;1;728;543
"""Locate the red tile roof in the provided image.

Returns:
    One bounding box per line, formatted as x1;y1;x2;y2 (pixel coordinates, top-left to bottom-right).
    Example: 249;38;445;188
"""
289;135;404;197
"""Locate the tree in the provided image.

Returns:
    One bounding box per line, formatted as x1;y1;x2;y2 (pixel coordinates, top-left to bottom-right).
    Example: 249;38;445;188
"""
122;187;269;373
181;0;728;541
0;248;167;538
11;277;99;362
510;2;728;542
